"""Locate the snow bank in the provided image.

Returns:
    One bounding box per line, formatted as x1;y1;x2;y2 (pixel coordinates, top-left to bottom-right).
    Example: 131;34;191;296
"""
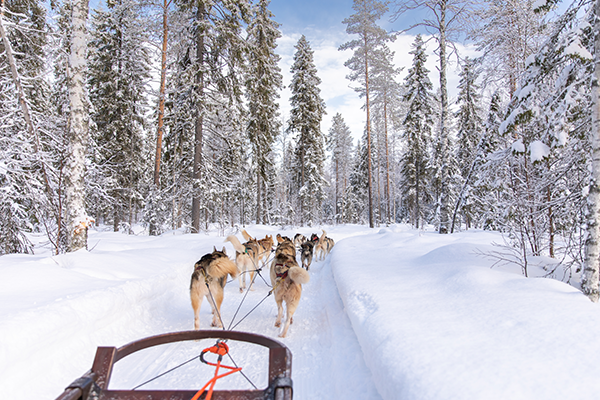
330;226;600;400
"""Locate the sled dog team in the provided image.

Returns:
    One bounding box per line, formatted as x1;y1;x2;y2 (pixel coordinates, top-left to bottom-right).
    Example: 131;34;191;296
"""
189;229;334;337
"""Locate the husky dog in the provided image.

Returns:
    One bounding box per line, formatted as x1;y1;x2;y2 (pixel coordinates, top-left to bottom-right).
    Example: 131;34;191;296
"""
276;234;296;257
300;241;314;270
257;234;274;264
190;247;238;329
270;236;310;338
241;229;273;266
293;233;307;249
225;235;260;292
314;230;335;261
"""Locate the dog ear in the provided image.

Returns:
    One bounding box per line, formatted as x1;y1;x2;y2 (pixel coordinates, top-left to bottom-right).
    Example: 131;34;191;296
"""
222;246;226;254
213;246;217;252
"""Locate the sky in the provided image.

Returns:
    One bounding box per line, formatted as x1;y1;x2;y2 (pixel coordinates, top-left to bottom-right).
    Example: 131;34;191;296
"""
268;0;478;145
3;223;600;400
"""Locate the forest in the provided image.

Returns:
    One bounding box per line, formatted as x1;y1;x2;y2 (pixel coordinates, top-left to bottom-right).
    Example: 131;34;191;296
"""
1;0;600;301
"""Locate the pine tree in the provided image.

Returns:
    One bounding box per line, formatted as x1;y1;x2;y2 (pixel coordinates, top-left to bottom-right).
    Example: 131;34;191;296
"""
370;42;403;223
246;0;282;224
288;35;327;225
400;34;435;229
340;0;394;228
88;0;151;233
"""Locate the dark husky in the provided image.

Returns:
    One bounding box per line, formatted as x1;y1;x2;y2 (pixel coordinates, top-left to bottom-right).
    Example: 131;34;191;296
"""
190;247;238;329
300;241;314;270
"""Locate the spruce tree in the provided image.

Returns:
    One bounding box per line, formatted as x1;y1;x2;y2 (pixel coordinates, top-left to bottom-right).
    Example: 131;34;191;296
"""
452;57;483;230
400;34;434;229
88;0;151;232
327;113;355;223
246;0;282;224
288;35;327;225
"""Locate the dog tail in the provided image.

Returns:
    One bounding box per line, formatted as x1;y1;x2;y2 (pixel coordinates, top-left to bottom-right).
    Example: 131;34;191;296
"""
319;229;327;244
205;257;238;279
241;229;253;241
288;266;310;285
225;235;246;254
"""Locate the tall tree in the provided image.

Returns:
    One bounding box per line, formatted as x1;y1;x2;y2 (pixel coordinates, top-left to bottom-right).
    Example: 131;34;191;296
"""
175;0;250;232
288;35;327;225
88;0;151;232
392;0;475;233
400;34;435;229
451;56;483;230
65;0;90;251
340;0;395;228
0;0;52;253
327;113;355;223
370;42;403;223
245;0;282;224
583;0;600;301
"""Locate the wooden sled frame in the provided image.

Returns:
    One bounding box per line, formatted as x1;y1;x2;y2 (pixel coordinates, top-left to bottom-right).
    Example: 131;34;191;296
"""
55;330;293;400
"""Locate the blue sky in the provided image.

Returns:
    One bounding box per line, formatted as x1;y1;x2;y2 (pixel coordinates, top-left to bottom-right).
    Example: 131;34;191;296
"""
268;0;468;143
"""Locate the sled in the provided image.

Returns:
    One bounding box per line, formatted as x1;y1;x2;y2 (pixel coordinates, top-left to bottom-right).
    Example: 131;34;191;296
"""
54;330;293;400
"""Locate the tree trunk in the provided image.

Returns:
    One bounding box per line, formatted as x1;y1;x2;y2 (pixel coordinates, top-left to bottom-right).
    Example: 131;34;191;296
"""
384;89;391;223
154;0;170;187
191;5;205;234
438;0;450;234
65;0;90;252
582;0;600;302
364;34;374;228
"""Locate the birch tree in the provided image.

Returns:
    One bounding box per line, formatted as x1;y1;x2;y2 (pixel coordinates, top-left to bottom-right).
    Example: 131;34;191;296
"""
584;0;599;301
65;0;91;251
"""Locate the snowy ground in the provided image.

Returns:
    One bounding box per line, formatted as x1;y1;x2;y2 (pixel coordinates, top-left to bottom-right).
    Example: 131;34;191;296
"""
1;224;599;400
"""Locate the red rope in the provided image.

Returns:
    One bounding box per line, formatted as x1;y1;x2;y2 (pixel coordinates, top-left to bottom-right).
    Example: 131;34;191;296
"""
191;342;242;400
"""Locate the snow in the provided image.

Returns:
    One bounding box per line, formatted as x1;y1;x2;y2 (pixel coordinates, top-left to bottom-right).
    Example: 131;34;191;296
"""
529;140;550;162
511;139;525;153
2;224;600;400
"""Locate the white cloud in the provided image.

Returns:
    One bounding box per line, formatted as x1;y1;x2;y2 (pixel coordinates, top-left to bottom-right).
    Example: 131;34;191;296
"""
276;27;480;146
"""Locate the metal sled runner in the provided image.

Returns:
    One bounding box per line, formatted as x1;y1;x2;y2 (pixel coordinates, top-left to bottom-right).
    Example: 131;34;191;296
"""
55;330;293;400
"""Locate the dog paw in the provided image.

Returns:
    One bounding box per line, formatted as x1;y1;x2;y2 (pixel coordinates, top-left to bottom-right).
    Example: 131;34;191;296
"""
275;321;281;327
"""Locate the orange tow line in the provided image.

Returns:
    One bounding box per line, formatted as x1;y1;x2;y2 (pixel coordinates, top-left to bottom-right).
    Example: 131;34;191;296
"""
191;341;242;400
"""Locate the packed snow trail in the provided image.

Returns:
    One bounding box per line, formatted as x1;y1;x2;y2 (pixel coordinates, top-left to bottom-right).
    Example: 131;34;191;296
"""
0;225;380;400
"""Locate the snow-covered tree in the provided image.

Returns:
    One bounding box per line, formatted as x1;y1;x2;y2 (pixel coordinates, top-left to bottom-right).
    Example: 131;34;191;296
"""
174;0;250;232
470;0;548;98
0;0;52;253
288;35;327;225
400;34;435;229
327;113;355;223
451;57;483;230
392;0;476;233
88;0;151;232
246;0;282;224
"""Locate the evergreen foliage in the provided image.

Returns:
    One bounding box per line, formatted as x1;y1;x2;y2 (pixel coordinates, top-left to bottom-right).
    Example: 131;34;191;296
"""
288;35;327;225
399;34;434;229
